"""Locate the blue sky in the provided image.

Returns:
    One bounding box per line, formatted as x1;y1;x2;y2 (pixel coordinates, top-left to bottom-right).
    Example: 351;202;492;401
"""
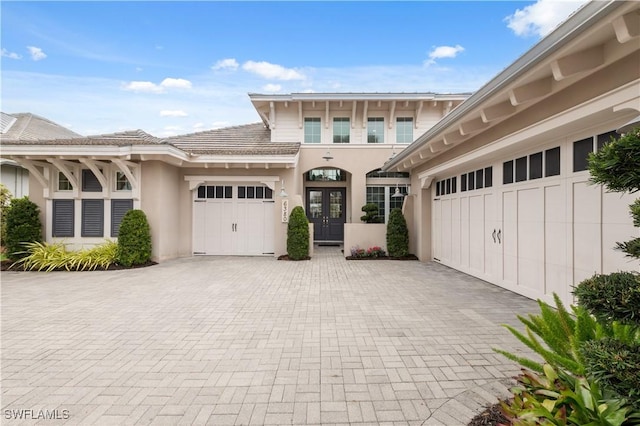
1;1;587;137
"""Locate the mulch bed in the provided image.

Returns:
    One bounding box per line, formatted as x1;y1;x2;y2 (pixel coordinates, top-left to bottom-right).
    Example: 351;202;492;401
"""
467;402;510;426
1;259;157;272
277;255;311;261
345;254;419;260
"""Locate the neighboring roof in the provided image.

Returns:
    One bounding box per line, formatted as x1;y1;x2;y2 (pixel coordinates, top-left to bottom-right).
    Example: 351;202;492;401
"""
1;129;163;146
165;123;300;156
0;112;82;140
383;0;637;172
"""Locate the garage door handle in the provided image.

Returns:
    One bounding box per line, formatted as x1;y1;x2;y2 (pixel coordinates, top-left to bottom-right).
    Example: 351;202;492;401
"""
492;229;496;243
497;229;501;244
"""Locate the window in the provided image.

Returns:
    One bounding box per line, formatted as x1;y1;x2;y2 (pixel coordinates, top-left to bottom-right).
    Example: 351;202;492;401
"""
197;185;233;199
573;137;594;172
484;167;493;188
529;152;543;180
306;169;346;181
597;131;617;151
333;118;350;143
396;117;413;143
545;147;561;177
366;185;407;223
503;161;514;184
111;199;133;237
366;169;409;178
52;200;74;237
115;171;132;191
367;117;384;143
515;156;527;182
58;172;73;191
304;117;321;143
82;169;102;192
238;186;273;199
81;199;104;237
461;174;467;192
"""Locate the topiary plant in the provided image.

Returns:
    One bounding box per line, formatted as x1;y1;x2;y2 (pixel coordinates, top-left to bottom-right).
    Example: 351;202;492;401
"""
116;209;152;267
386;207;408;258
360;203;382;223
4;197;42;260
287;206;309;260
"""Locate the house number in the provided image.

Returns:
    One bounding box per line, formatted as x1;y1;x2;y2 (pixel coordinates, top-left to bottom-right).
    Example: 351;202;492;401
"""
281;199;289;223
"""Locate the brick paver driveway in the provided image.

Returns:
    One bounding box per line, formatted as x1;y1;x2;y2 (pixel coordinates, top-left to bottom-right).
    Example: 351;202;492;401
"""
2;247;538;425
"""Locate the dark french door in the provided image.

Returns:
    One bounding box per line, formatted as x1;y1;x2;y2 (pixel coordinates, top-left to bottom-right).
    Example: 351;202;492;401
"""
306;188;346;242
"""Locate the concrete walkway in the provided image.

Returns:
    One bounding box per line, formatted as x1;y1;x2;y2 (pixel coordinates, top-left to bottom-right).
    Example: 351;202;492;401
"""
1;247;538;425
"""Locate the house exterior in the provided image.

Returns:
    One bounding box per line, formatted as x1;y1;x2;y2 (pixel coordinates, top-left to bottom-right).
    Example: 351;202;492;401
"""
383;0;639;306
0;1;637;307
0;94;467;261
1;112;82;198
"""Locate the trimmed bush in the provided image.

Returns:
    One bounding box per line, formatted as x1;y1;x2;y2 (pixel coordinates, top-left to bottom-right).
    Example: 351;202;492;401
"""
573;272;640;327
287;206;309;260
386;208;408;258
116;209;152;267
0;183;12;247
581;337;640;406
360;203;382;223
4;197;42;260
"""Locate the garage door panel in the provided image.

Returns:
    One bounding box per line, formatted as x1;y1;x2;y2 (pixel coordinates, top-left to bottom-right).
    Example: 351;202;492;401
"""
602;191;638;274
545;185;567;298
573;181;602;284
517;188;544;293
460;197;470;268
502;191;517;286
193;202;206;253
442;199;452;263
469;195;484;274
451;197;461;265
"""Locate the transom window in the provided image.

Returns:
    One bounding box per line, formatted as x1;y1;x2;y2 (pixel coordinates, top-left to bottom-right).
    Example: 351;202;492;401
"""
333;117;350;143
306;169;346;181
367;117;384;143
304;117;321;143
197;185;233;199
58;172;73;191
396;117;413;143
115;171;132;191
366;185;407;223
238;186;273;199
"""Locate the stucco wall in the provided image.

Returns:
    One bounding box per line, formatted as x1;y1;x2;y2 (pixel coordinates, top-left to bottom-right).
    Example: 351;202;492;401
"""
344;223;386;257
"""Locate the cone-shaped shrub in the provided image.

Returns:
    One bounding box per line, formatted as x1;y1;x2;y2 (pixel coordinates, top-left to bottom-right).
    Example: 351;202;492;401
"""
5;197;42;260
386;208;408;258
287;206;309;260
116;209;152;267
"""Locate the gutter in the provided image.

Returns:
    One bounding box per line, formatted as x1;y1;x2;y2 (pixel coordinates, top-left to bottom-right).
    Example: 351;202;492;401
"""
383;0;622;171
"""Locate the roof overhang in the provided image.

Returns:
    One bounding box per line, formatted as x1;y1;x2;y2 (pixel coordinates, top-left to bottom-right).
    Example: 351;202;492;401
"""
383;0;640;172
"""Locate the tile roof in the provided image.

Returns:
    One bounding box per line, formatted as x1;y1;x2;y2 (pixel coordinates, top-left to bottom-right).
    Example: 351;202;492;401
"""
165;123;300;156
2;129;163;146
0;112;82;141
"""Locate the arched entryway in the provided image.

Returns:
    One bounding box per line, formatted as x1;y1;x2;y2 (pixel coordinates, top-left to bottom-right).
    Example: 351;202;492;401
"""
304;168;349;243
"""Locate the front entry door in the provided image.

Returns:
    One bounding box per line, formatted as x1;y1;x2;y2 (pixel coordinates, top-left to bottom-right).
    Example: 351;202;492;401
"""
306;188;346;242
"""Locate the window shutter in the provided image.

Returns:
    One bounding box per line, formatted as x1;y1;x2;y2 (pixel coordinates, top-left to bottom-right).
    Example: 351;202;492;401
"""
82;169;103;192
81;199;104;237
52;200;74;237
111;199;133;237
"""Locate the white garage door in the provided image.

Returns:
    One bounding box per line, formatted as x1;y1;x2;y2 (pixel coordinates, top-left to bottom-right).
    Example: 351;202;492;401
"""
432;135;637;306
193;184;275;256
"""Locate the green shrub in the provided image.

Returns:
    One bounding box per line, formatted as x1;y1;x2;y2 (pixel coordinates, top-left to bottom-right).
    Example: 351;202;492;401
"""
573;272;640;327
581;338;640;406
502;365;638;426
588;128;640;194
386;208;408;258
360;203;382;223
0;183;12;247
116;209;152;267
286;206;309;260
14;240;118;271
4;197;42;260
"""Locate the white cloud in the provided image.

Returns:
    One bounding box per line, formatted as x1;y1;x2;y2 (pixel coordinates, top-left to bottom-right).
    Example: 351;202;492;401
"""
122;81;165;93
262;84;282;93
193;122;205;130
27;46;47;61
425;45;464;66
242;60;305;80
1;48;22;59
159;110;188;117
505;0;588;37
160;78;192;89
212;58;239;71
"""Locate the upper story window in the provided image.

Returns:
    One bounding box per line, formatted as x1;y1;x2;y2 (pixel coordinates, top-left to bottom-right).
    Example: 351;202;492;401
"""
115;171;132;191
367;117;384;143
304;117;321;143
396;117;413;143
82;169;102;192
333;117;350;143
58;172;73;191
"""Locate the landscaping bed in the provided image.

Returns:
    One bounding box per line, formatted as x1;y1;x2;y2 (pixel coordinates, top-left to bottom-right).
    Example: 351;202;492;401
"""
467;402;509;426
